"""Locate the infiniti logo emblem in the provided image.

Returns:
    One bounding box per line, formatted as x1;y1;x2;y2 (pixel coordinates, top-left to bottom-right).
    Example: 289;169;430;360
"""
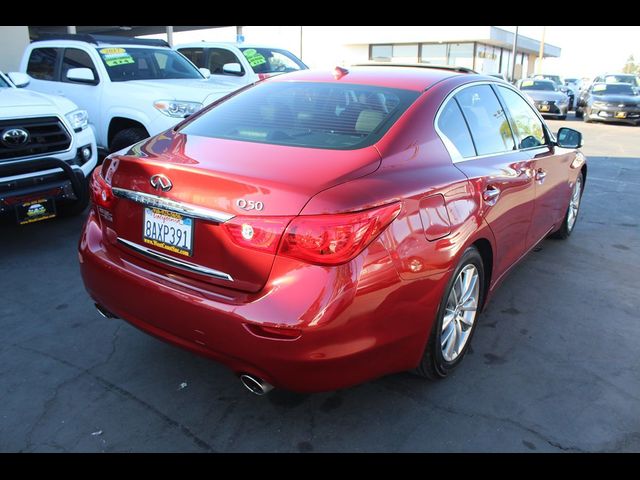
150;174;172;192
2;128;30;147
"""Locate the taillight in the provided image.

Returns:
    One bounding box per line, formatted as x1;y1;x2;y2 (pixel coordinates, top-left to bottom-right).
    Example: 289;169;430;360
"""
90;168;114;208
223;216;292;254
278;202;402;266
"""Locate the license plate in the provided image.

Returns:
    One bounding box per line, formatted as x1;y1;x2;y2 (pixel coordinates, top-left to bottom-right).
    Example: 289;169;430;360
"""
539;105;550;112
615;111;627;118
143;207;194;256
16;198;56;225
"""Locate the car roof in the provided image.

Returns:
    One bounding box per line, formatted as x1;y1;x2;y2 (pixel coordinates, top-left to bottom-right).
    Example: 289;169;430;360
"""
29;39;169;50
267;66;473;92
175;42;281;50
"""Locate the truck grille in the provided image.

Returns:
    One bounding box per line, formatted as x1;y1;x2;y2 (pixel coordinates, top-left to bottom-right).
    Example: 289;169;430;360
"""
0;117;71;161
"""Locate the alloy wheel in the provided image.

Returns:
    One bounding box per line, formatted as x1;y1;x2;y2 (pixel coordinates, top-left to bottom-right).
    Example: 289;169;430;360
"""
441;264;480;362
567;176;582;232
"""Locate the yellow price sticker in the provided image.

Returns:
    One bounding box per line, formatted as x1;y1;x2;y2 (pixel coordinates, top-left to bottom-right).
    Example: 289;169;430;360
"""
100;47;126;55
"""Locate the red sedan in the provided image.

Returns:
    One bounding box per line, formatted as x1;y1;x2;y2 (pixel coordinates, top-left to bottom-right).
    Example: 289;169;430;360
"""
79;65;586;394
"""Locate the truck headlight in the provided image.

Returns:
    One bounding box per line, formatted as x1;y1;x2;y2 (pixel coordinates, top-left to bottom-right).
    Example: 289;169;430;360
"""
65;109;89;131
154;100;202;118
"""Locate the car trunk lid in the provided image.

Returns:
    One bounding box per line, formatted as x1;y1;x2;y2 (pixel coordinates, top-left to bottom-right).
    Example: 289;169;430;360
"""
103;131;381;292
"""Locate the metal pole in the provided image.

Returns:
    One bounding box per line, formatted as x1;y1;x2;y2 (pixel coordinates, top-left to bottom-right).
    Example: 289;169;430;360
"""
537;26;546;74
67;26;76;34
299;26;303;61
510;26;519;82
166;26;174;47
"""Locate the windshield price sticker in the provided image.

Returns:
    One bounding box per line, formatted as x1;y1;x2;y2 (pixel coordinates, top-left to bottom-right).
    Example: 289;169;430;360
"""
100;48;135;67
243;48;267;67
593;84;606;92
521;80;534;87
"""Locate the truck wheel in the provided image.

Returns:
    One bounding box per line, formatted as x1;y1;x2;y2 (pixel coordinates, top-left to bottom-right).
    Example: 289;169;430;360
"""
110;128;148;153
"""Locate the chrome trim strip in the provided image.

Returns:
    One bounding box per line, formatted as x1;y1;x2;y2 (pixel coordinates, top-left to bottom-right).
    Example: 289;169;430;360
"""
112;187;234;223
117;237;234;282
433;80;554;164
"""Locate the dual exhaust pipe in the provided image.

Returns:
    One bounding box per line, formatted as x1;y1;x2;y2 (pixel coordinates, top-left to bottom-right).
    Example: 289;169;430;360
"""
96;304;274;395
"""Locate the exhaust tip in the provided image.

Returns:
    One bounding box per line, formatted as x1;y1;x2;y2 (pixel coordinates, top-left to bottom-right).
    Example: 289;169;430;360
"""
239;374;273;395
95;303;117;319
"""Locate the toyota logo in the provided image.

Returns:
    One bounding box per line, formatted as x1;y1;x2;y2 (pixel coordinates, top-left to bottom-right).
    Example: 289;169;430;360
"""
150;174;172;192
2;128;30;147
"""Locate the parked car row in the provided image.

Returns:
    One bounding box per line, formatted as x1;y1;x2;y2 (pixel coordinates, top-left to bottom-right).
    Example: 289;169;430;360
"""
1;33;307;226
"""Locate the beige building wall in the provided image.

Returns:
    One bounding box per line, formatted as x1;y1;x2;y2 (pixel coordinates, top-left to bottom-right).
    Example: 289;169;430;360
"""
0;26;30;72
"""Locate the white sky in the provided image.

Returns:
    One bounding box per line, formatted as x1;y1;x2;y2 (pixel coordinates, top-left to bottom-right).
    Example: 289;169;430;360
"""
499;26;640;78
143;26;640;79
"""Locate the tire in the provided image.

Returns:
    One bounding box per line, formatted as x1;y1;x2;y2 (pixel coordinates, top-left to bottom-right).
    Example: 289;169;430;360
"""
414;246;485;380
110;127;148;153
575;108;583;119
550;172;584;240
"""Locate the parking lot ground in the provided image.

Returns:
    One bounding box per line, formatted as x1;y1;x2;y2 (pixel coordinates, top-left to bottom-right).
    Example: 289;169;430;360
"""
1;115;639;452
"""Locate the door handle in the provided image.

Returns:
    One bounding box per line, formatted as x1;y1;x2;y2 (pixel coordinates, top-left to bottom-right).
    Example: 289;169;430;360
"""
535;169;547;182
483;186;501;205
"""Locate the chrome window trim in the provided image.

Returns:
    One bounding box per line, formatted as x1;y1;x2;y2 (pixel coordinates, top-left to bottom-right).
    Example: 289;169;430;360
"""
112;187;235;224
0;114;74;161
117;237;234;282
434;80;553;164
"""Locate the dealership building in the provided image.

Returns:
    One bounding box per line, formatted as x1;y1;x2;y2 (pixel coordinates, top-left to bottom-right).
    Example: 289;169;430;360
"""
0;26;560;80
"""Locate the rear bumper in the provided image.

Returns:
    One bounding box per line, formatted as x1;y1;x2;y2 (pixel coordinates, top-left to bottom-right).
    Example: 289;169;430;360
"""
79;209;446;392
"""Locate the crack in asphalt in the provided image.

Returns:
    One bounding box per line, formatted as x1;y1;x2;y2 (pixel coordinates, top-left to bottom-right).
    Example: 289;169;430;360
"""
11;342;215;453
380;380;587;452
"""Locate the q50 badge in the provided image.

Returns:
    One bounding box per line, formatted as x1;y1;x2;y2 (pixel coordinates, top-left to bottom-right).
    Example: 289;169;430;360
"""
236;199;264;211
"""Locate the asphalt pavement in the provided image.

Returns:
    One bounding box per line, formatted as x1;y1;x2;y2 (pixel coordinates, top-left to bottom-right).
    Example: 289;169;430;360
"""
1;114;639;452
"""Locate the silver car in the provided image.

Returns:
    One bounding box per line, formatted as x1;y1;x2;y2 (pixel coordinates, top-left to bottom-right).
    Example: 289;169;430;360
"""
517;79;569;119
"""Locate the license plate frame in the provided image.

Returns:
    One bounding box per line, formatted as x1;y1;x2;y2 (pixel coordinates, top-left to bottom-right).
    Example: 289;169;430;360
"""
142;207;194;257
16;197;56;225
615;111;627;119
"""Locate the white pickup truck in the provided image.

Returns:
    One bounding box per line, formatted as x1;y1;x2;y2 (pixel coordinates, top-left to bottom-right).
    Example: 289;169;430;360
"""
19;34;240;153
0;70;97;223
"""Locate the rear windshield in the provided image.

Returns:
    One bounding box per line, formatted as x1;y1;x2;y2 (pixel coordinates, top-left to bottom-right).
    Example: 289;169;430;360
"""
179;81;420;150
96;47;202;82
239;47;306;75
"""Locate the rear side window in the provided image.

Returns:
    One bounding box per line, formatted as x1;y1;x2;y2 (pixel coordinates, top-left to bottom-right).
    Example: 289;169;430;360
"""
27;48;60;81
207;48;244;75
455;85;515;156
496;86;546;149
437;100;476;158
179;48;205;67
62;48;98;84
179;81;420;150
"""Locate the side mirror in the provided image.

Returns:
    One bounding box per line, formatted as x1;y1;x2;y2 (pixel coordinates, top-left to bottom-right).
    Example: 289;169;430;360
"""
7;72;30;87
222;63;243;76
66;68;96;83
556;127;582;149
199;67;211;79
